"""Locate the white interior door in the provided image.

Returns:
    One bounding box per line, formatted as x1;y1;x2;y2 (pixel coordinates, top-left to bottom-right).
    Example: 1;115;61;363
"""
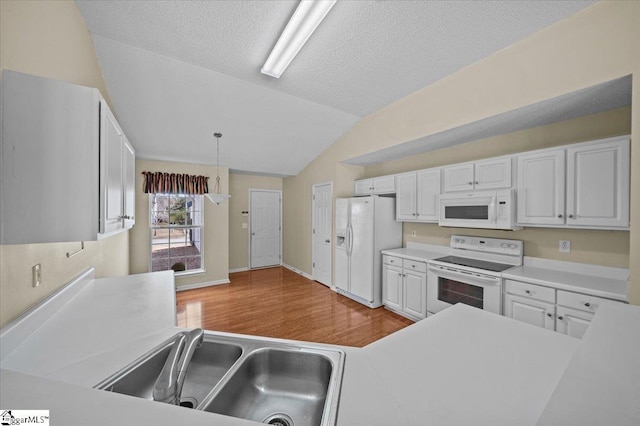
312;182;332;286
250;190;281;269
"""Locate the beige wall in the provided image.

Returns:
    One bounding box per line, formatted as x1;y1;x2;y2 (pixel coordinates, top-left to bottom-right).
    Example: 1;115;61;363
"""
0;1;128;326
229;173;283;271
130;159;229;289
282;1;640;303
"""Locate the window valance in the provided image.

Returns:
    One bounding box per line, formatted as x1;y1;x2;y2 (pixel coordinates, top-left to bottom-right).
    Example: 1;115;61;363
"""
142;171;209;195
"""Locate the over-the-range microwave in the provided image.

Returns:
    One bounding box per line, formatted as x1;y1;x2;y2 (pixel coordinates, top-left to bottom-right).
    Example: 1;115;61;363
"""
439;189;521;230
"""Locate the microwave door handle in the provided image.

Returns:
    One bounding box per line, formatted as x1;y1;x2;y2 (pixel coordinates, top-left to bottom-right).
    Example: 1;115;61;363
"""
488;196;497;224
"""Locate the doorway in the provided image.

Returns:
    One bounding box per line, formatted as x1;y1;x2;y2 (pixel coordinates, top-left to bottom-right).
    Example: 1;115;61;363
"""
312;182;332;286
249;190;282;269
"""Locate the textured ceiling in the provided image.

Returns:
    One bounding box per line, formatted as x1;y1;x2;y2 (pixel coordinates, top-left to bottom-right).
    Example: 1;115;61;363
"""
76;0;596;175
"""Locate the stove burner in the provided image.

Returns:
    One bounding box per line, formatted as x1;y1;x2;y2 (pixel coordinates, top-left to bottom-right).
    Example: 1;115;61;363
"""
432;256;514;273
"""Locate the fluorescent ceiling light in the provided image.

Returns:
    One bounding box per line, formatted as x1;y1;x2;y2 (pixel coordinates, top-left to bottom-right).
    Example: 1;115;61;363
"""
261;0;337;78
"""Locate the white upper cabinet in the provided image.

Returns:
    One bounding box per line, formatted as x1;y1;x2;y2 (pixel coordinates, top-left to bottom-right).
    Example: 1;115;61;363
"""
517;149;566;226
396;168;441;222
442;157;511;192
0;70;135;244
354;175;396;195
517;136;629;229
565;137;629;228
442;163;474;192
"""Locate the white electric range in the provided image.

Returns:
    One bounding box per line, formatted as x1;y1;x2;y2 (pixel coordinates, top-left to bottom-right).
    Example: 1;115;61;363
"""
427;235;523;315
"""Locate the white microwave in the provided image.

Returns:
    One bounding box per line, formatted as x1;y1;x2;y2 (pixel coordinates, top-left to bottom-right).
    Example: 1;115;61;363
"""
439;189;520;230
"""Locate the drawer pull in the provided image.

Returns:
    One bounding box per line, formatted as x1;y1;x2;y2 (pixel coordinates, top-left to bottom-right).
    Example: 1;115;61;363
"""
546;313;553;318
525;290;531;294
584;302;591;307
557;315;564;320
411;265;415;268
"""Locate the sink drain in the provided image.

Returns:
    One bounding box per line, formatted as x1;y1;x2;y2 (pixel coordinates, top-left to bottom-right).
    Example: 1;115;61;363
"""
263;413;294;426
179;397;197;409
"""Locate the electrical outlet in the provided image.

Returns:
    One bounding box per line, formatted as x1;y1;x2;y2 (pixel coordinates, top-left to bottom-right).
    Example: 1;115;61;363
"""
559;240;571;253
411;230;417;237
32;264;42;288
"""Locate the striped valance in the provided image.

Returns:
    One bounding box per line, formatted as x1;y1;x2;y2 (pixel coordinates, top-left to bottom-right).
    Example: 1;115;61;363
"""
142;171;209;195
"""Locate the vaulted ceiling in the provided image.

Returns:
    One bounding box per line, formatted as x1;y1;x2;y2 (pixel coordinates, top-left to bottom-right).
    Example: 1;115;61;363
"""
76;0;596;176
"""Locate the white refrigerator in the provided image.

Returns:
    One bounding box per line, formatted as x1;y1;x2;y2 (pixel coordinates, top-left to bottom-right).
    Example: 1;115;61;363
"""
335;196;402;308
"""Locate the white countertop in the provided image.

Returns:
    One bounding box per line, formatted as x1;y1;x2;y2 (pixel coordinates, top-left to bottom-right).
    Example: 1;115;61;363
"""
381;242;449;262
502;258;628;302
537;302;640;426
1;268;638;426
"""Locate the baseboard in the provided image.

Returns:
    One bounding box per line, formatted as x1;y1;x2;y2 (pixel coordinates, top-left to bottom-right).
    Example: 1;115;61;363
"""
281;263;314;281
176;279;230;292
229;267;249;273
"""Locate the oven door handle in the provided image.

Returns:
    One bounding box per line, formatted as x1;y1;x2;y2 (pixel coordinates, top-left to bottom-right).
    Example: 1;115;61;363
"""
428;265;500;285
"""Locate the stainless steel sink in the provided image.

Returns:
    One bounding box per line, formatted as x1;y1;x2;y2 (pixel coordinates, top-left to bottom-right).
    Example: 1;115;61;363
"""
95;336;242;408
95;332;345;426
202;347;339;426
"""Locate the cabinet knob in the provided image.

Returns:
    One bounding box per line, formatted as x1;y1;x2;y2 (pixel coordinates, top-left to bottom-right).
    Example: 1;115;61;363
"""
468;182;473;185
569;214;574;218
525;290;531;294
584;302;591;307
546;313;553;318
558;214;563;218
557;315;564;320
474;181;479;185
325;239;330;243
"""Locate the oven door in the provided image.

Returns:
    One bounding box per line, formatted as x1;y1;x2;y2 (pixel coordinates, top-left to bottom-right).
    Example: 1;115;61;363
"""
438;194;496;229
427;264;502;314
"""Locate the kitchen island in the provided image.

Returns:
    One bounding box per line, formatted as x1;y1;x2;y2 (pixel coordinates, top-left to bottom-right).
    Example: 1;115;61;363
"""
1;269;638;425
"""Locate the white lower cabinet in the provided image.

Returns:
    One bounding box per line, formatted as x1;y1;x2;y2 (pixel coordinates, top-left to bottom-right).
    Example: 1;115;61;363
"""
382;255;427;321
504;293;555;331
504;279;623;338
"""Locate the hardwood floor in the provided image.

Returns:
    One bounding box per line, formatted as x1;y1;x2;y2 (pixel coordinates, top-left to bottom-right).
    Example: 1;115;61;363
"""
176;267;414;347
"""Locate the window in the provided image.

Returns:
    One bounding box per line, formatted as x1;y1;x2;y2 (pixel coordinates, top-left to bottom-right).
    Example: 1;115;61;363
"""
150;193;203;274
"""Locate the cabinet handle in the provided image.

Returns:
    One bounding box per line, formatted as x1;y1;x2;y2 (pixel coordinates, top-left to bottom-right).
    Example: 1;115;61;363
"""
584;302;591;307
546;313;553;318
468;182;473;185
474;181;479;185
525;290;531;294
557;316;564;320
325;239;330;243
568;214;574;218
558;214;563;218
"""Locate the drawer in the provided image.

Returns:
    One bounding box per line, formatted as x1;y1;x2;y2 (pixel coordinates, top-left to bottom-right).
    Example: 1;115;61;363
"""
557;290;614;313
505;280;555;303
403;259;427;273
383;255;402;266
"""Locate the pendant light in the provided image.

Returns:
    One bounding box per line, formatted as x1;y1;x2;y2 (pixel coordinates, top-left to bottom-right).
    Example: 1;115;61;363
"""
204;132;231;204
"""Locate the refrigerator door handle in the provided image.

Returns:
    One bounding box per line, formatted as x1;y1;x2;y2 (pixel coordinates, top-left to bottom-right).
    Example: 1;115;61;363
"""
347;225;353;256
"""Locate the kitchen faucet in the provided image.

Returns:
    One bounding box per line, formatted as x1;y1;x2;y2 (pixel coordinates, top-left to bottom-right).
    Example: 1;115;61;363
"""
152;328;204;405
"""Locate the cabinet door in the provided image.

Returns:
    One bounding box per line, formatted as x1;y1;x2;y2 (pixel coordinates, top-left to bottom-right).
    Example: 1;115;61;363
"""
396;173;417;221
372;175;396;194
566;138;630;228
382;264;403;312
442;163;474;192
354;179;373;195
516;149;565;225
100;101;124;234
474;157;512;190
556;306;594;339
404;270;427;319
416;168;440;221
123;138;136;229
504;293;555;331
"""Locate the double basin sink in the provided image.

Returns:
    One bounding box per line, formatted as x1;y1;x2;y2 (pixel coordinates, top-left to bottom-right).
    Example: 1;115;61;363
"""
95;331;345;426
